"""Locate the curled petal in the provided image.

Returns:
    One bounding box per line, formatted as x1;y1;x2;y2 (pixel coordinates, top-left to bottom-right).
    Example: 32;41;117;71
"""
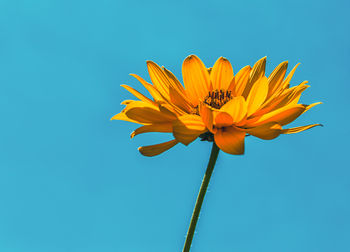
199;103;215;133
110;112;141;124
214;126;245;155
138;139;178;157
124;101;176;124
215;112;233;128
120;100;134;105
246;104;306;127
281;124;323;134
131;123;173;138
303;102;322;113
244;122;282;140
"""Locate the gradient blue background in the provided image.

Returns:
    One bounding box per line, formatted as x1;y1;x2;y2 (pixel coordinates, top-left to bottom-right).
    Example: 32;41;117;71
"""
1;0;349;251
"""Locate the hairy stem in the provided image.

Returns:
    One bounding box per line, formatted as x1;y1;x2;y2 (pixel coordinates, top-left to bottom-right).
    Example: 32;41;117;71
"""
182;142;220;252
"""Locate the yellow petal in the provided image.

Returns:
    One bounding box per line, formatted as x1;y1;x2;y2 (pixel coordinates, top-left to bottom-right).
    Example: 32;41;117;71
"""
110;112;141;124
229;65;251;96
245;104;306;127
281;63;300;89
130;72;187;116
169;86;192;113
214;126;245;155
242;57;266;98
159;103;181;117
276;81;309;105
120;84;155;105
182;55;210;105
120;100;134;105
138;139;178;157
281;123;323;134
124;101;176;124
303;102;322;113
256;81;309;116
246;76;269;116
147;61;172;99
267;61;288;97
219;96;247;123
287;83;309;105
210;57;234;91
131;123;173;138
214;112;233;128
250;56;267;84
121;100;158;110
199;103;215;133
162;67;186;94
245;122;282;140
130;73;164;102
163;68;193;109
172;114;207;145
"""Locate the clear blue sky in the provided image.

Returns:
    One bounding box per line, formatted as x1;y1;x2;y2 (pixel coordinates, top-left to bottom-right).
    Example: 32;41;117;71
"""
0;0;349;251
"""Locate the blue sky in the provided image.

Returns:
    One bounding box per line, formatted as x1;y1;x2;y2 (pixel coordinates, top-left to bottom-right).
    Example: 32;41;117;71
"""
0;0;349;251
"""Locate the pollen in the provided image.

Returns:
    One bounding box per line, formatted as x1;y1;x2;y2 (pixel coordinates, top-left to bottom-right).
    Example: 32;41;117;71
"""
204;89;233;109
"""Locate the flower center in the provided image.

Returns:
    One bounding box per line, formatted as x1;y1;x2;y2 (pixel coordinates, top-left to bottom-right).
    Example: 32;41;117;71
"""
203;89;233;109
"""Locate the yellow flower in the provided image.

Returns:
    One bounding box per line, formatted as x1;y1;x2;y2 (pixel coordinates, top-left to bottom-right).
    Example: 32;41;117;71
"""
112;55;321;156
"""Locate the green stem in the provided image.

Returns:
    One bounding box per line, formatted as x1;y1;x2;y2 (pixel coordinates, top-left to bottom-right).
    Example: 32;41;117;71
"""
182;142;220;252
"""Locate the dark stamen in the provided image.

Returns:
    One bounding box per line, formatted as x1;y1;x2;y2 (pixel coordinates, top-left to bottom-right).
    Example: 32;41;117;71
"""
204;89;233;109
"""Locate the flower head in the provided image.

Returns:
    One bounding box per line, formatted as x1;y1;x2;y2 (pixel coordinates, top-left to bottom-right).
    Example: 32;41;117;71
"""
112;55;321;156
